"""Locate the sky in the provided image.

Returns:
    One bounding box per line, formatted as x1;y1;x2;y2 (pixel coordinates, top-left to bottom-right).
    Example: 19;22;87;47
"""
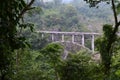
62;0;73;3
42;0;73;3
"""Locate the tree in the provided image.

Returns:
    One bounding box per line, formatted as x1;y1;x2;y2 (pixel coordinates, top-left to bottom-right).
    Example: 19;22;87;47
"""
40;43;63;80
0;0;35;79
84;0;120;79
59;51;91;80
58;50;103;80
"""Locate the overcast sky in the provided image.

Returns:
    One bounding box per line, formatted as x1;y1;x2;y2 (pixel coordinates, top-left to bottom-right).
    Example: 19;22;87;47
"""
62;0;73;2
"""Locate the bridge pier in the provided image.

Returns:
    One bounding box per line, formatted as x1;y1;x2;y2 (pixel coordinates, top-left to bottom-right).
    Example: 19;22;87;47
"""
41;33;44;38
62;34;64;42
72;35;75;43
91;35;95;53
81;34;85;47
51;33;54;41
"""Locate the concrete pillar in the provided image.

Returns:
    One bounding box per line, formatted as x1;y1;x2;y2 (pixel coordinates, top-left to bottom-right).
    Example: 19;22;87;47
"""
41;33;44;38
91;34;95;53
72;35;75;43
51;33;54;41
82;34;85;47
62;34;64;42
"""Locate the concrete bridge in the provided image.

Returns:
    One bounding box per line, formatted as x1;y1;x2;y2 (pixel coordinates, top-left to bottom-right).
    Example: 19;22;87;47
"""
37;31;101;53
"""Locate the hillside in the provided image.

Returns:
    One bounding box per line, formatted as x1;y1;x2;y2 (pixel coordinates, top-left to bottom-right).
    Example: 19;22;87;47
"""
24;0;114;32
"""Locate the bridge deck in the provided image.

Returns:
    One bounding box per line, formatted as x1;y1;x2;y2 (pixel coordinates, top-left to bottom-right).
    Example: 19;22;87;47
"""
37;31;101;35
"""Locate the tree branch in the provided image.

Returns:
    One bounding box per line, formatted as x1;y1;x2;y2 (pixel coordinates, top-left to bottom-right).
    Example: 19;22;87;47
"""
111;0;119;34
111;0;118;25
18;0;35;19
106;0;119;56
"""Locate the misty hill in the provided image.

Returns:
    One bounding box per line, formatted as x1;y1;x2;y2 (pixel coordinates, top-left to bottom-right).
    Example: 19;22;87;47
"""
25;0;114;32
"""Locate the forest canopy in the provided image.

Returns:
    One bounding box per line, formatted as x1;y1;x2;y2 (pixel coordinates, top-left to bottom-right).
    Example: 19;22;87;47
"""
1;0;120;80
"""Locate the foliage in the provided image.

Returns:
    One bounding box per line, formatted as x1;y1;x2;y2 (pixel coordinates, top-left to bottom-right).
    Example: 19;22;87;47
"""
13;45;107;80
21;29;49;50
3;0;120;80
12;43;120;80
13;48;47;80
40;43;64;80
58;50;103;80
13;43;64;80
85;0;120;79
95;24;115;77
0;0;35;79
25;0;113;32
110;50;120;80
40;43;63;63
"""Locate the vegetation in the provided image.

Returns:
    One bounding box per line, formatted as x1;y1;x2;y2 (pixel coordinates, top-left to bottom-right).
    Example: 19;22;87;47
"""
13;43;120;80
25;0;113;32
0;0;35;79
1;0;120;80
12;45;103;80
86;0;120;79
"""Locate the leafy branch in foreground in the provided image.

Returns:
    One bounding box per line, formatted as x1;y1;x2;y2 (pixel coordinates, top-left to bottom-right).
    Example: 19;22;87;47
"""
0;0;35;79
84;0;120;79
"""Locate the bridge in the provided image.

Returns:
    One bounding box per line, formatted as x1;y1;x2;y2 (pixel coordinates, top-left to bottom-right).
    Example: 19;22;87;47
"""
37;31;101;53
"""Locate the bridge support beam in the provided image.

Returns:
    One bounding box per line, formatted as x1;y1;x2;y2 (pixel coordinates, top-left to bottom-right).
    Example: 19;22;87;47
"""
51;33;54;41
41;33;44;38
91;35;95;53
72;35;75;43
62;34;64;42
82;34;85;47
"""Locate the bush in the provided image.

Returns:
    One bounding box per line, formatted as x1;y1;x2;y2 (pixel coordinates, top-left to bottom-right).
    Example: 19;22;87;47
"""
58;50;103;80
